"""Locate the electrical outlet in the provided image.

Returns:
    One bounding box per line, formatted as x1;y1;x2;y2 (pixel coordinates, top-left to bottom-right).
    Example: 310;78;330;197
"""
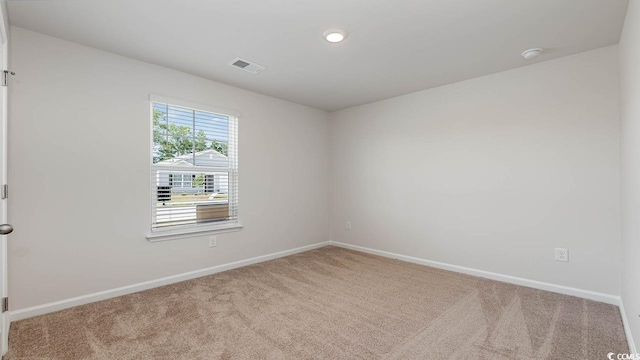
345;221;352;230
554;248;568;262
208;236;217;248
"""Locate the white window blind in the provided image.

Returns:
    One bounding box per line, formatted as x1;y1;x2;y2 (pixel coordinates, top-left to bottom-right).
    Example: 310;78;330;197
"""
150;98;238;232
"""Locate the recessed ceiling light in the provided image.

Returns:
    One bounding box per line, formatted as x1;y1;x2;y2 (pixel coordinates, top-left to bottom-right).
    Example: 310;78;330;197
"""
522;48;543;60
323;29;347;43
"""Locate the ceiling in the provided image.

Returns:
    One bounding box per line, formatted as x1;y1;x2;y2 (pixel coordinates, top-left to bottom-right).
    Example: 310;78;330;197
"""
6;0;629;112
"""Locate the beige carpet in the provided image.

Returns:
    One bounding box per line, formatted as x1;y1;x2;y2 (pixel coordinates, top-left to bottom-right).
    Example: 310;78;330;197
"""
4;246;628;360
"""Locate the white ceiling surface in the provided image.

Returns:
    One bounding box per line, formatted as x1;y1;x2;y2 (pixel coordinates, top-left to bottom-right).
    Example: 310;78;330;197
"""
6;0;629;112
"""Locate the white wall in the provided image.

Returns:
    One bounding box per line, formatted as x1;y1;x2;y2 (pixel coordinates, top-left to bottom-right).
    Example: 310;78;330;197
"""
5;24;626;317
7;27;330;310
330;46;621;295
619;0;640;350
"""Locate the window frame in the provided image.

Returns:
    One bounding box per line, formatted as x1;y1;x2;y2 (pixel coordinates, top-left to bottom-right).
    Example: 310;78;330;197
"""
146;94;242;242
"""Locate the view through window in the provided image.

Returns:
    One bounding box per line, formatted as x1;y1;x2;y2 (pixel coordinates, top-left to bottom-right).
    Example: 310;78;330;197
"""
151;99;238;230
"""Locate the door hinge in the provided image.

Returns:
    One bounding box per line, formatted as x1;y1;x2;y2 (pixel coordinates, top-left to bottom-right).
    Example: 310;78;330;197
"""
2;297;7;313
2;70;14;87
2;184;7;199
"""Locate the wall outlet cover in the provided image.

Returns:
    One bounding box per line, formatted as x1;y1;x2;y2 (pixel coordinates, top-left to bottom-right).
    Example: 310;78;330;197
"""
554;248;568;262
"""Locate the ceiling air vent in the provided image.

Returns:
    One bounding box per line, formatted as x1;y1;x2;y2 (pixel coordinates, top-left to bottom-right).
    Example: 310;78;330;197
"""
228;57;266;74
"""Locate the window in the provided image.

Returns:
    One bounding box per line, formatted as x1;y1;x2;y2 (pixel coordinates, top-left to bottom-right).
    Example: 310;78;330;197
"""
169;174;193;189
150;96;239;233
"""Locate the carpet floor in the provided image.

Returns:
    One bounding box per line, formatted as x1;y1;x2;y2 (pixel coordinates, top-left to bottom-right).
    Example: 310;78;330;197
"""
4;246;629;360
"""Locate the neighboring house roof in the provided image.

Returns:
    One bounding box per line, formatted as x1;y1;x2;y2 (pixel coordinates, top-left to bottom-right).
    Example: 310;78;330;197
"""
156;149;228;167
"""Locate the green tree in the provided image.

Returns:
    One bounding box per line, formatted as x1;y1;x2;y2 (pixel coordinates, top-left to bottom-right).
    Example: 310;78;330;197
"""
153;109;229;162
153;109;193;162
193;173;205;188
195;130;208;152
210;140;228;156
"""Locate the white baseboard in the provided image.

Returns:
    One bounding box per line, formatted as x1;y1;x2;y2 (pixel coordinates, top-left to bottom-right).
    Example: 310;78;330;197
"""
10;241;330;322
619;297;638;354
329;241;620;305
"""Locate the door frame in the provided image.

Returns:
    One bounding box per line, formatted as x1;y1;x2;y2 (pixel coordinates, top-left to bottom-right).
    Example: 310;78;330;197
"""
0;0;10;355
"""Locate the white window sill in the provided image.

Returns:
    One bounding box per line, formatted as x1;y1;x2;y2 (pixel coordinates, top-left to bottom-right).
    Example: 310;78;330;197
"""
146;223;243;242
